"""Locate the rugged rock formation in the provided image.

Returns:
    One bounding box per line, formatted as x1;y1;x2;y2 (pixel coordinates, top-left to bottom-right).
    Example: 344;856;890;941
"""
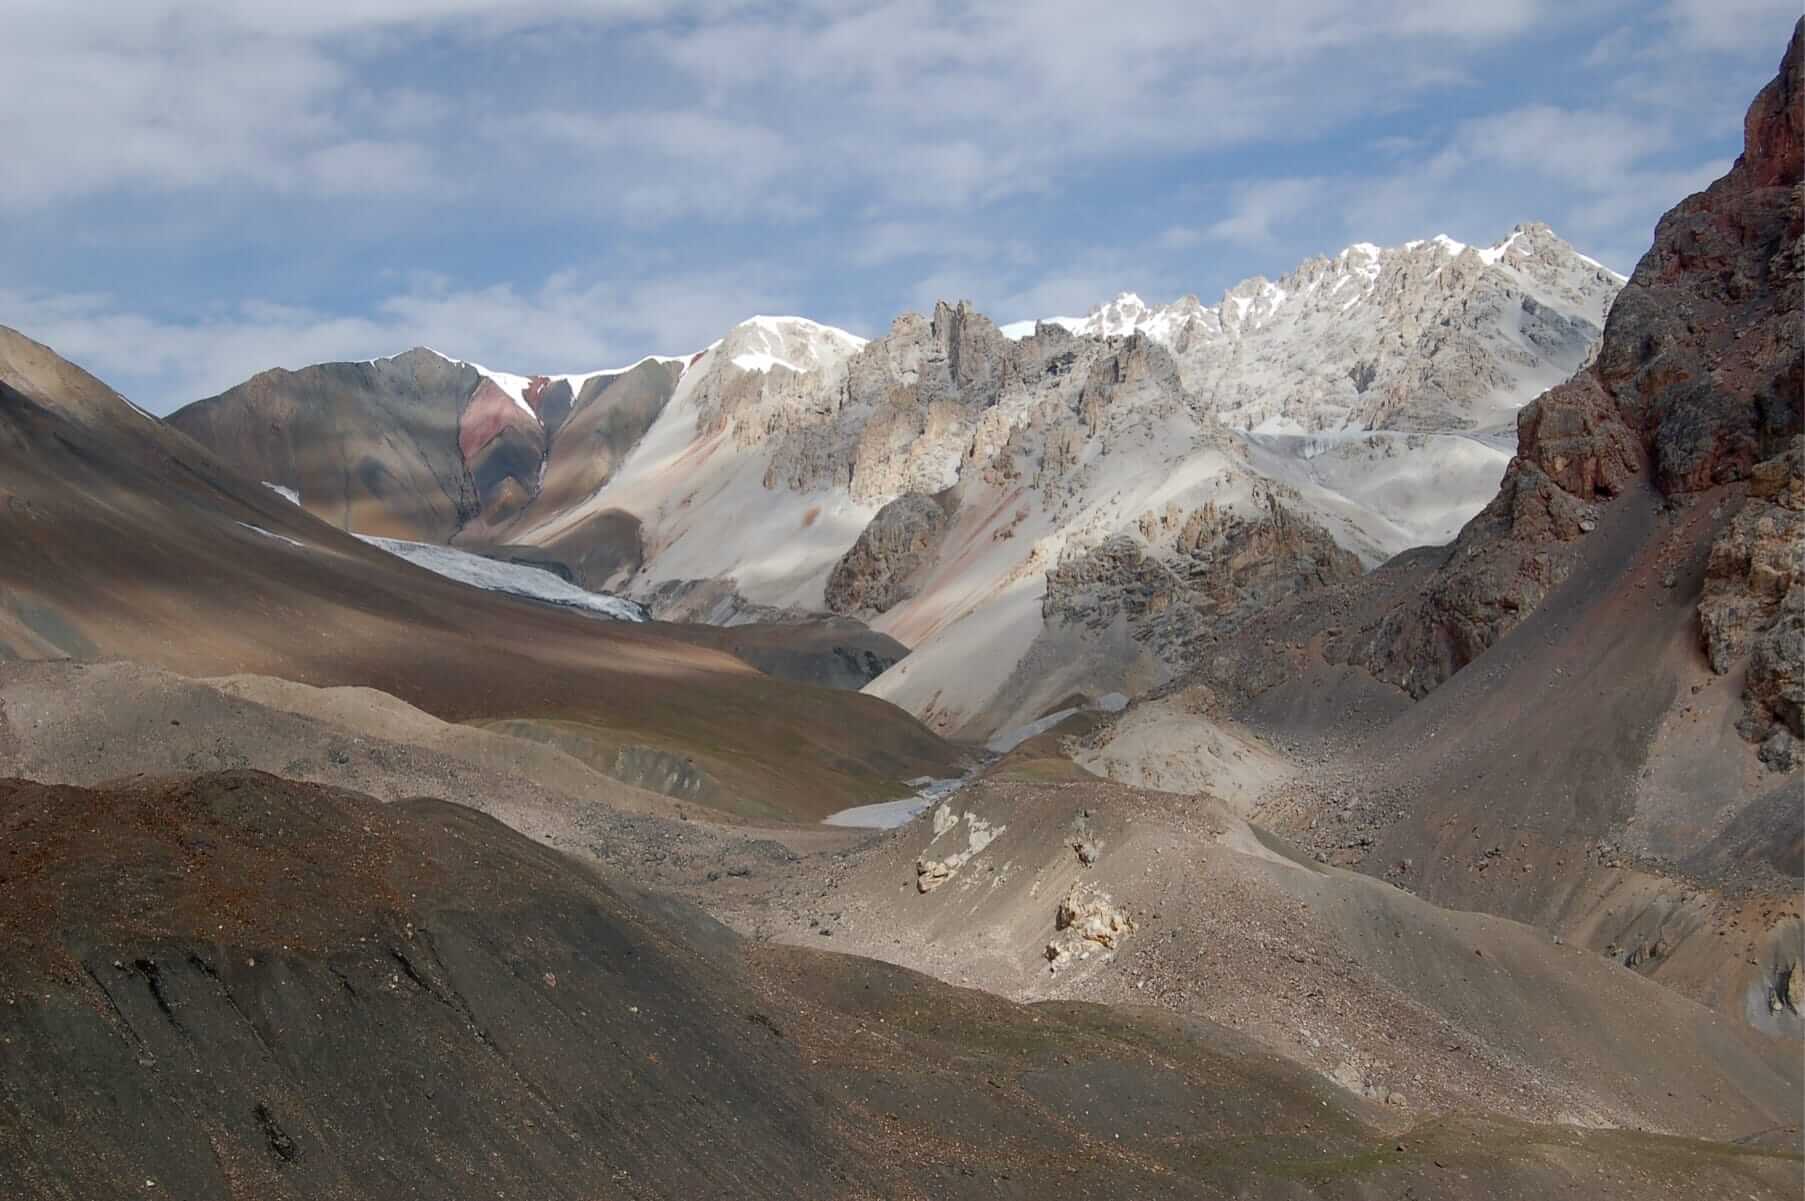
825;493;950;615
1700;440;1803;677
1749;589;1804;756
1045;882;1135;970
1045;494;1361;681
1734;442;1805;752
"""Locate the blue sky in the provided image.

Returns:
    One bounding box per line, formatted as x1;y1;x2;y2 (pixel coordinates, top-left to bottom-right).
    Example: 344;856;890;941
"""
0;0;1796;413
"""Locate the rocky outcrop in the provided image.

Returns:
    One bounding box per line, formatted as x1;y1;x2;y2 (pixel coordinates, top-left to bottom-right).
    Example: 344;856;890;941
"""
914;804;1003;892
1046;495;1361;679
1700;439;1804;677
825;493;950;615
1045;882;1135;971
1734;441;1805;751
1350;22;1804;697
1748;588;1804;746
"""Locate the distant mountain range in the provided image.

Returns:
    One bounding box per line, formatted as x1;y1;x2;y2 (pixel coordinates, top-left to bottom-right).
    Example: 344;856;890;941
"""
167;224;1621;737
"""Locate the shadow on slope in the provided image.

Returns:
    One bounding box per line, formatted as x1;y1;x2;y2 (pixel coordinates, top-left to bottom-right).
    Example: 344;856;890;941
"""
0;327;958;819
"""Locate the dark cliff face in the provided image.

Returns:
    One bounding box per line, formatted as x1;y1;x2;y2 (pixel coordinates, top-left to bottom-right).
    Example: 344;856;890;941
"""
1353;20;1804;697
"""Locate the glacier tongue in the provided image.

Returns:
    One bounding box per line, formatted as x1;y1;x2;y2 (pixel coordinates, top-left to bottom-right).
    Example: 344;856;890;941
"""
356;536;649;622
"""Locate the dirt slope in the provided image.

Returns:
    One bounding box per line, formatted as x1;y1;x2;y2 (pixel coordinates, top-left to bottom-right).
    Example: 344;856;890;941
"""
731;764;1802;1146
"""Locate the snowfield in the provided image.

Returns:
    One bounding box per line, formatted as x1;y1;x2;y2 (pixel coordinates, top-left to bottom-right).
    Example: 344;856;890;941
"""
356;536;649;622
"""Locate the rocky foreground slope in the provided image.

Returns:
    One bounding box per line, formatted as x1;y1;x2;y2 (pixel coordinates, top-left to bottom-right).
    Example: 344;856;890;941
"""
739;756;1799;1143
2;771;1798;1200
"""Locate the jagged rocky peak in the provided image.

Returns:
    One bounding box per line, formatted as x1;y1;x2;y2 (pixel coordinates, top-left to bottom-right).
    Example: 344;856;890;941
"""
993;225;1623;436
929;299;1011;397
1082;291;1159;336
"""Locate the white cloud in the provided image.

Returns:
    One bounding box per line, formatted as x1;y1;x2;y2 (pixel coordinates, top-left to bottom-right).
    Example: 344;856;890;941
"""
1447;105;1672;192
1566;157;1733;234
0;0;1572;215
303;140;442;195
1664;0;1802;54
1205;178;1326;246
644;0;1563;212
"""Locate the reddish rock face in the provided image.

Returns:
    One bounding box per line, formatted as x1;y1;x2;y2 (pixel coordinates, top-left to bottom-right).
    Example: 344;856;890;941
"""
458;378;534;461
1496;20;1802;519
1514;17;1801;505
1579;17;1803;497
457;378;550;527
1746;25;1804;189
1514;372;1641;501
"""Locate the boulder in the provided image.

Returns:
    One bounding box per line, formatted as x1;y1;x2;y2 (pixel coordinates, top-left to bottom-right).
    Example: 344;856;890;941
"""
1046;883;1136;970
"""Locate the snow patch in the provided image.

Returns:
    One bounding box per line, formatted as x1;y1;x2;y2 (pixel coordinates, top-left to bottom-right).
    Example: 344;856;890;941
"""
1477;229;1525;265
262;482;301;505
822;774;973;829
1574;251;1626;281
731;351;804;375
356;535;648;621
236;522;304;548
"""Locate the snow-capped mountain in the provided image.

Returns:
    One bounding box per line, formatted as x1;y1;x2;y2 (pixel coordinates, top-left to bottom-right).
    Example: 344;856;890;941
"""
169;345;691;554
402;347;689;426
1003;223;1622;436
174;224;1624;738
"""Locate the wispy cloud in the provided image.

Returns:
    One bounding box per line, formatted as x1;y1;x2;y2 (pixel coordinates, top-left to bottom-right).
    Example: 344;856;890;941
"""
1205;178;1327;246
